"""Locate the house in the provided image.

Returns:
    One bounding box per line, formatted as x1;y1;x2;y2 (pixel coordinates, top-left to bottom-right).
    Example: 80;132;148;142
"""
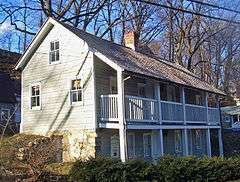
221;106;240;129
0;49;21;134
15;18;224;162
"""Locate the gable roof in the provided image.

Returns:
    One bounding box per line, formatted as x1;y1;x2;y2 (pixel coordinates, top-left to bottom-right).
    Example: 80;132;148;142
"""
0;72;16;103
16;18;225;95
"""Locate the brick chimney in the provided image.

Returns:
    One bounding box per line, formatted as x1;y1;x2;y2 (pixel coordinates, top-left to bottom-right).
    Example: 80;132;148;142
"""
124;32;138;50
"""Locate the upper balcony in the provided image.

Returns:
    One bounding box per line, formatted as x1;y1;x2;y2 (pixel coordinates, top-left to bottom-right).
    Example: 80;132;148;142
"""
99;92;220;126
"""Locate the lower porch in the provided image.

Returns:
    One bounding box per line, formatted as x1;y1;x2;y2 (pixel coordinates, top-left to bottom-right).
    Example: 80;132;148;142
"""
96;128;223;161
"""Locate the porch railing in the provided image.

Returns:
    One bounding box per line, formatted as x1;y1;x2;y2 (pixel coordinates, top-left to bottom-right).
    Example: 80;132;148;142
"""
208;107;220;124
100;94;118;122
125;95;158;122
100;95;220;124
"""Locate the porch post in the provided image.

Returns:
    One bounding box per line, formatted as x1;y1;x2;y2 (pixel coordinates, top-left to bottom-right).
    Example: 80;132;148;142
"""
117;70;127;162
184;128;189;155
205;92;209;124
155;82;164;156
218;128;224;157
155;82;162;124
206;128;212;157
160;129;164;156
182;87;189;156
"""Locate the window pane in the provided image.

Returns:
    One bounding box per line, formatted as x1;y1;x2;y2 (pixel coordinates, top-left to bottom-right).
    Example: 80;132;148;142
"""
36;96;40;106
56;50;59;61
72;92;77;102
50;42;54;51
72;79;81;90
55;41;59;50
77;90;82;101
31;97;36;107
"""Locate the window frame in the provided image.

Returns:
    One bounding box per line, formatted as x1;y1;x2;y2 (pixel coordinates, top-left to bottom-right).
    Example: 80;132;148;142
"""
143;133;152;158
0;108;10;121
70;78;83;106
29;82;41;110
49;40;60;65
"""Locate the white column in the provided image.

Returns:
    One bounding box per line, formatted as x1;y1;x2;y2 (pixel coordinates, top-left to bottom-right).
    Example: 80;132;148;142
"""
182;88;188;156
218;128;224;157
182;87;186;124
206;128;212;157
205;92;209;124
184;128;189;155
117;70;127;162
155;82;162;124
160;129;164;156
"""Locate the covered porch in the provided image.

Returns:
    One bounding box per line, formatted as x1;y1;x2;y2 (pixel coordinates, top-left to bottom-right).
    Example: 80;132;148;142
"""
96;127;223;161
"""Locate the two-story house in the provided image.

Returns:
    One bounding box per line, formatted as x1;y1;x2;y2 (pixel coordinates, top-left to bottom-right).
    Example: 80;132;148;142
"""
15;18;224;162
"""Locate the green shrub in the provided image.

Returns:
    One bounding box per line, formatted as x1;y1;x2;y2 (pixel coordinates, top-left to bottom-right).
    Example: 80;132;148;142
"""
69;156;240;182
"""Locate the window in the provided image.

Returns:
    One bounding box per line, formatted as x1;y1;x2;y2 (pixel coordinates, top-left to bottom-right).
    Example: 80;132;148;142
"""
127;133;135;159
160;83;180;102
70;79;83;104
174;130;182;156
185;88;204;106
49;41;59;64
30;84;41;109
143;133;152;157
0;109;10;121
109;76;117;94
137;83;146;97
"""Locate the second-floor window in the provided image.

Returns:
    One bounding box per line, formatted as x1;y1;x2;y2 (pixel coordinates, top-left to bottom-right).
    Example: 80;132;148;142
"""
0;109;10;121
70;79;83;104
49;41;59;64
30;84;41;109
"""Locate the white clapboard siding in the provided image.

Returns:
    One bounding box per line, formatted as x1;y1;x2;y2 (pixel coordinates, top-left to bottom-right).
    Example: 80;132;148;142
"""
22;22;96;135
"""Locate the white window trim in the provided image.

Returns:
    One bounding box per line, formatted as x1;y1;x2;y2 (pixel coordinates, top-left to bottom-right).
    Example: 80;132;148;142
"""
143;133;152;158
29;82;42;110
127;133;135;158
69;77;84;106
49;40;60;65
0;108;10;121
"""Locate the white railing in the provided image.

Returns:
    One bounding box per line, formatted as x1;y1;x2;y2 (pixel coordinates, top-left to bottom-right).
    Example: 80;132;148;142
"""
100;94;118;122
100;95;220;125
185;104;207;123
208;107;220;124
125;95;158;122
161;101;184;122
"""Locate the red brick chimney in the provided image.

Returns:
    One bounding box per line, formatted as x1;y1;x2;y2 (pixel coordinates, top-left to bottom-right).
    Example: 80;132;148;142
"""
124;32;137;50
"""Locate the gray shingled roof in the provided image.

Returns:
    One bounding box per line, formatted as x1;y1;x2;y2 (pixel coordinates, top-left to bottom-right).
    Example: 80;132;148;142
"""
221;106;240;115
59;20;224;95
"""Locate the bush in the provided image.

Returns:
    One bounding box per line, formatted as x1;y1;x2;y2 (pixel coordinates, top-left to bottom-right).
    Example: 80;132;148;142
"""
69;156;240;182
